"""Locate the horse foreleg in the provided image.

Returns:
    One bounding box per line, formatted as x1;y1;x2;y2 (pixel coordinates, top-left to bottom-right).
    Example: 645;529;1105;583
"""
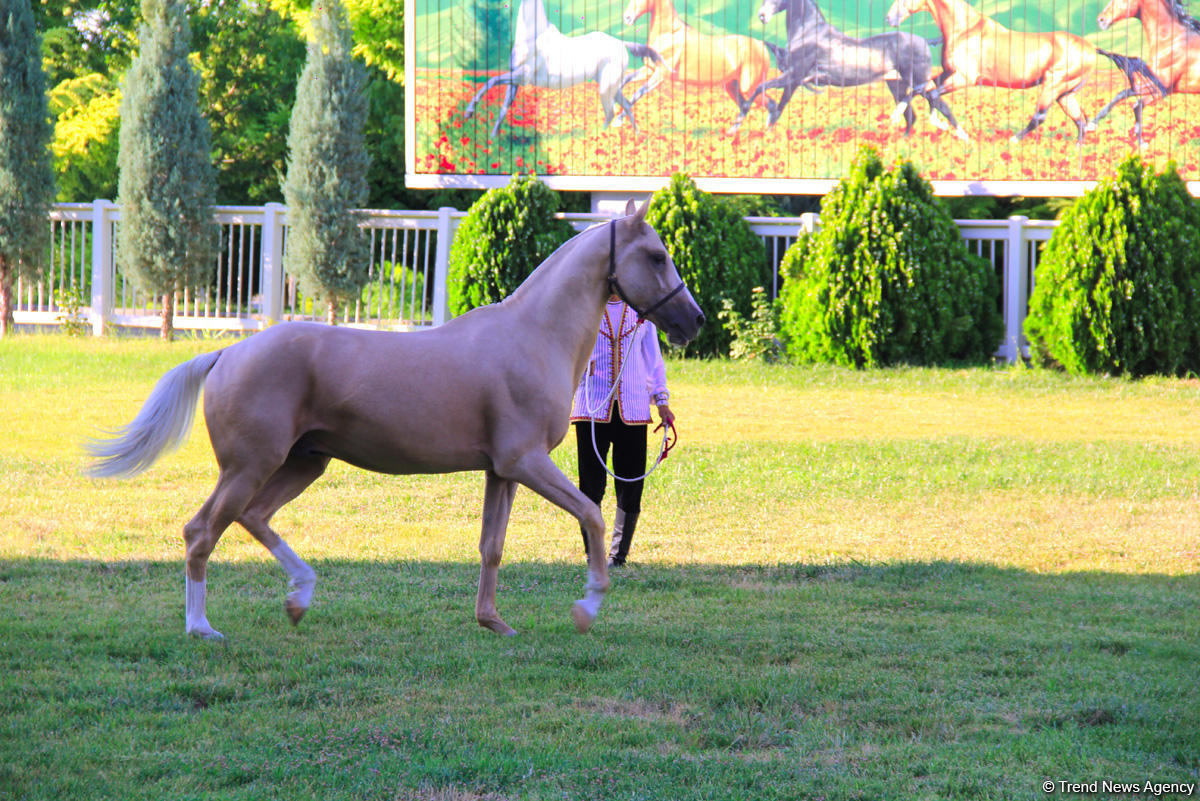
1056;93;1088;145
503;452;608;633
237;452;329;625
490;84;520;140
464;73;515;119
613;90;639;133
476;471;519;636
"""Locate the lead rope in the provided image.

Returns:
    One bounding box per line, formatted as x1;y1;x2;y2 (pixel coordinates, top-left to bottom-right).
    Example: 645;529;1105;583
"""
581;323;677;483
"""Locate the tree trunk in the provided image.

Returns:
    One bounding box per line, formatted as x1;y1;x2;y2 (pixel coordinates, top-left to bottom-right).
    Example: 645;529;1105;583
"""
0;256;12;338
161;292;175;342
326;298;337;326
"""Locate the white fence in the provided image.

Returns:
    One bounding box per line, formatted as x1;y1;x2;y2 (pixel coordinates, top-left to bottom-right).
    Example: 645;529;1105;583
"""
16;201;1058;362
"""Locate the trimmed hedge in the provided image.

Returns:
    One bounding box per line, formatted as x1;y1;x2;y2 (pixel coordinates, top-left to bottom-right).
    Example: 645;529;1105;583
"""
778;148;1002;367
646;174;771;357
1024;155;1200;376
447;174;574;316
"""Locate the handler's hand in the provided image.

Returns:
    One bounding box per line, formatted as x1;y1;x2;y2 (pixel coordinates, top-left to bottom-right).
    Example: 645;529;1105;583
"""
656;403;675;427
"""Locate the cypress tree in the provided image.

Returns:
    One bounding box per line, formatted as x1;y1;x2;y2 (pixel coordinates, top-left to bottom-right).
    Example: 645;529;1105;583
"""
117;0;218;341
283;0;371;325
0;0;55;337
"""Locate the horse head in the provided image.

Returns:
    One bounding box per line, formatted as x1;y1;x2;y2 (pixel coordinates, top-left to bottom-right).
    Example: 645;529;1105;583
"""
756;0;787;24
623;0;653;26
1098;0;1139;29
610;199;704;347
885;0;927;26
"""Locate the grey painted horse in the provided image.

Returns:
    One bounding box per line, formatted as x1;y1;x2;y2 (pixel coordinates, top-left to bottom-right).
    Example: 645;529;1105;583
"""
87;200;704;640
729;0;962;135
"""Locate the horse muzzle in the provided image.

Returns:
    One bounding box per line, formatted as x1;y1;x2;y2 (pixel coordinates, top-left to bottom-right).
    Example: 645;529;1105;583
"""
655;294;705;347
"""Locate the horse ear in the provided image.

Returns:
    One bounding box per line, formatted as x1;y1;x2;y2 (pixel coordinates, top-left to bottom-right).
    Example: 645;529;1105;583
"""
632;198;649;223
624;199;636;216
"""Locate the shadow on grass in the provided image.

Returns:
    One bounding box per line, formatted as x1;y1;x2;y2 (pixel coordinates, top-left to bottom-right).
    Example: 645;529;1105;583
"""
2;558;1198;801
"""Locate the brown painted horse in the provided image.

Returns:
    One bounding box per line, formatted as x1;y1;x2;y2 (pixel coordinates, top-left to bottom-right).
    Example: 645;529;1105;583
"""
1093;0;1200;139
621;0;774;122
886;0;1151;142
87;200;703;641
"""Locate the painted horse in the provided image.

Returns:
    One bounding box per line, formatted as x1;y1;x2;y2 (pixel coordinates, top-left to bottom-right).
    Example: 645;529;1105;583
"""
1092;0;1198;141
621;0;775;123
729;0;962;134
87;200;704;640
886;0;1160;143
464;0;662;138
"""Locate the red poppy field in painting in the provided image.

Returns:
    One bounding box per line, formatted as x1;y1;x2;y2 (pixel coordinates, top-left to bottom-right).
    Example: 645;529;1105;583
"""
413;68;1200;189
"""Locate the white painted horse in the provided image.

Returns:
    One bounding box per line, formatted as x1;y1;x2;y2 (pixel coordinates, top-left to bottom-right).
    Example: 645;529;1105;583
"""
87;200;703;640
463;0;661;138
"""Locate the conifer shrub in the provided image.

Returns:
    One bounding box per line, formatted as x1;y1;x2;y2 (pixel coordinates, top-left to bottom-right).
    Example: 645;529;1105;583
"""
646;174;770;357
283;0;371;325
1024;156;1200;376
447;174;574;316
777;148;1002;367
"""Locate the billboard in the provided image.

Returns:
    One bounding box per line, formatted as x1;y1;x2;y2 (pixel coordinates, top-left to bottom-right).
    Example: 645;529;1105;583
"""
405;0;1200;195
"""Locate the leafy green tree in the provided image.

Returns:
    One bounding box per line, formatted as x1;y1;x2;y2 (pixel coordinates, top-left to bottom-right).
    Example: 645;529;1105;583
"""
0;0;56;336
446;174;574;316
192;0;305;203
1025;155;1200;376
49;73;120;202
283;0;371;324
117;0;218;341
778;147;1001;367
645;174;770;357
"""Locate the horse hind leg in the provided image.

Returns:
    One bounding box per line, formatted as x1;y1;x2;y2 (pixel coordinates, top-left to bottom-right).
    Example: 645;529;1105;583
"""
236;451;330;626
183;465;278;639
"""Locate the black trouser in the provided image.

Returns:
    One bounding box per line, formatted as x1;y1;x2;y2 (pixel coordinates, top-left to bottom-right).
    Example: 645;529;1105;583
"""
574;413;648;515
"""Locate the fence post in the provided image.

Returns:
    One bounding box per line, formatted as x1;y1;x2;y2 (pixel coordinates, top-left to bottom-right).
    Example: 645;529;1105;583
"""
432;206;457;327
89;199;115;336
799;211;818;234
1003;215;1030;363
260;202;286;323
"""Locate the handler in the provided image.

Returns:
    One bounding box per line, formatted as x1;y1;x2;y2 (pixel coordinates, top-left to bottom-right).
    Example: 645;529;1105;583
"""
571;294;675;567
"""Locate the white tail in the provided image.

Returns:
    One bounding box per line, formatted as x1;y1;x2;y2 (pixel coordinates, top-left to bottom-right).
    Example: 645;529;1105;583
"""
85;351;223;479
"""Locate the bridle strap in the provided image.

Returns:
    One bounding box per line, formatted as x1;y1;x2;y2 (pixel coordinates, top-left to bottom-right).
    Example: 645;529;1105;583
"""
606;220;685;321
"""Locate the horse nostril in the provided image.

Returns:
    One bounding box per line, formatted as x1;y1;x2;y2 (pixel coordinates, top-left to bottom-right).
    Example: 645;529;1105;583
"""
696;312;706;328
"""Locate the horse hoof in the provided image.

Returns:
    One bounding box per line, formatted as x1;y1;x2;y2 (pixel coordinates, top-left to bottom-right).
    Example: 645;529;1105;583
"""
571;601;595;634
284;598;307;626
187;627;224;641
479;617;518;636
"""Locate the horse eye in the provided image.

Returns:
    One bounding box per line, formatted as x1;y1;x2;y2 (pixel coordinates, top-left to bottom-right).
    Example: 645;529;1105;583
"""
651;251;667;265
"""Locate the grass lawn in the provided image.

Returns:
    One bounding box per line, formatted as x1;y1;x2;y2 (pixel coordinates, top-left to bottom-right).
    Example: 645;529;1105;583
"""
1;335;1198;800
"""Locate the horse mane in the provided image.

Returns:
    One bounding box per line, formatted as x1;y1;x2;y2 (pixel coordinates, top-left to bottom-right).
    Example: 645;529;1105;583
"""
1164;0;1200;34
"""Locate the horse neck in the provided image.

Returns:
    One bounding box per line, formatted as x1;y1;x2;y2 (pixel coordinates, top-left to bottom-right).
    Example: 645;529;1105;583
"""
931;0;985;35
647;0;683;37
517;0;549;38
503;227;612;364
789;0;828;33
1141;0;1184;41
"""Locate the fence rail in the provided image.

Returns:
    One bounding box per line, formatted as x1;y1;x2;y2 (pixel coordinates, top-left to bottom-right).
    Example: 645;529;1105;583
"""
16;201;1056;361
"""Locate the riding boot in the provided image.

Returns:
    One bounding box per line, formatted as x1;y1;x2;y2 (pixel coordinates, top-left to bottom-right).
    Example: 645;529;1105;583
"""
608;509;639;567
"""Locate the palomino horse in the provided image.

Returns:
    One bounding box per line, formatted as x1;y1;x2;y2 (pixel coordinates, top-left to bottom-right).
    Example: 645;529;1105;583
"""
87;200;704;640
886;0;1158;142
1092;0;1199;141
621;0;774;122
463;0;661;139
729;0;962;135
